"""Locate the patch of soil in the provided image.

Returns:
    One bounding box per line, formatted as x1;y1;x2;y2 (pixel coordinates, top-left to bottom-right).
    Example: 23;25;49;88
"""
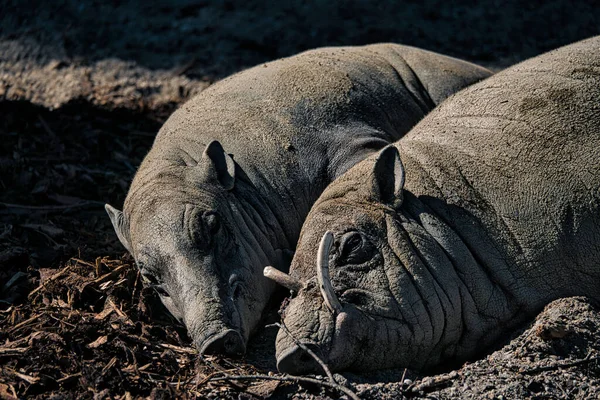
355;297;600;399
2;1;600;399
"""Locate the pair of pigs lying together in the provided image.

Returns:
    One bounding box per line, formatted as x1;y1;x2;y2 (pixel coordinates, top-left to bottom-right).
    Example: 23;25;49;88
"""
106;36;600;374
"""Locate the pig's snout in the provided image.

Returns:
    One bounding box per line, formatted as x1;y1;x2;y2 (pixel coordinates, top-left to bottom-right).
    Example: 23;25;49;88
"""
200;329;245;357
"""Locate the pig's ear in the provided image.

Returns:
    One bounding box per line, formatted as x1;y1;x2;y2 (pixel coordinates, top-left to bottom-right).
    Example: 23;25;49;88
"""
105;204;133;254
202;140;236;190
370;145;405;207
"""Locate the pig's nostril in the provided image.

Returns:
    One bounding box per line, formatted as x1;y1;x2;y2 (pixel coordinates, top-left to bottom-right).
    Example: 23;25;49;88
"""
229;274;244;299
200;329;246;357
224;336;238;353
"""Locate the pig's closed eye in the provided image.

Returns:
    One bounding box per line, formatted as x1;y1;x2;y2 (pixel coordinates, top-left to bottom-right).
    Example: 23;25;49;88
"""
138;263;170;297
152;284;170;297
339;231;375;265
188;208;223;251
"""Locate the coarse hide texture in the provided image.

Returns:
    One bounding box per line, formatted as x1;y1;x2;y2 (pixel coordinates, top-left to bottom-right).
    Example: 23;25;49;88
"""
276;36;600;374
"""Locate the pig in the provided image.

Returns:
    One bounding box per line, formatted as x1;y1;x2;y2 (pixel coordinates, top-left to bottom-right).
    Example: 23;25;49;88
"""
270;36;600;373
105;43;491;356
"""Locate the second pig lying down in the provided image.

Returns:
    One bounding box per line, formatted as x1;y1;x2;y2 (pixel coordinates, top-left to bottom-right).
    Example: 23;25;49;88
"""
268;36;600;373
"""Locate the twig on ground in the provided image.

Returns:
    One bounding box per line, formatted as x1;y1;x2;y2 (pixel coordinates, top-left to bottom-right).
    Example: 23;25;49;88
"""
520;353;600;375
208;373;361;400
91;265;128;285
409;370;459;393
8;369;40;384
197;355;246;390
269;321;337;384
7;313;43;334
195;370;228;387
400;367;408;384
28;266;72;299
0;348;28;355
49;314;76;328
71;258;96;269
159;343;198;355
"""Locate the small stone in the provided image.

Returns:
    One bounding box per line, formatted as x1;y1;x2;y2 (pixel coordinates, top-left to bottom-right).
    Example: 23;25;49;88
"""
535;322;569;340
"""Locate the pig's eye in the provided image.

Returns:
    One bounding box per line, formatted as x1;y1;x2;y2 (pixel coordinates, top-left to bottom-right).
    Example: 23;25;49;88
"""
153;284;170;297
339;231;374;265
142;272;170;297
140;269;158;285
138;263;171;297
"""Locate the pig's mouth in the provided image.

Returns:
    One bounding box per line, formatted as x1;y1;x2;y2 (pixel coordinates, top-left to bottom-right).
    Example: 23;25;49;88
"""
276;309;367;374
276;339;327;374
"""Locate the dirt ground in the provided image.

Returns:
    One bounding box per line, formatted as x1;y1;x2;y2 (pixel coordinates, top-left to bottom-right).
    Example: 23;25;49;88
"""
1;1;600;398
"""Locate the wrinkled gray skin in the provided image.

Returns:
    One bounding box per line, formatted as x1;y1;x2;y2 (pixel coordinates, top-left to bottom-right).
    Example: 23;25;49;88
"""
277;36;600;374
105;43;491;356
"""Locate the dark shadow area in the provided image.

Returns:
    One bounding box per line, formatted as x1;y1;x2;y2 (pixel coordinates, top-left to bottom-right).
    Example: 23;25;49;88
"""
0;100;162;268
2;0;599;77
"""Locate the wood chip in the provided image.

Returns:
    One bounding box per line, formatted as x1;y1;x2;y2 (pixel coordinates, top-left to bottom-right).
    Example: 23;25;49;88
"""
70;258;96;268
138;363;152;372
159;343;197;355
28;267;71;298
0;347;28;355
101;357;118;375
0;383;17;400
8;313;42;333
107;298;134;326
246;380;280;397
92;264;128;284
87;335;108;349
11;370;40;384
94;302;114;320
57;372;82;384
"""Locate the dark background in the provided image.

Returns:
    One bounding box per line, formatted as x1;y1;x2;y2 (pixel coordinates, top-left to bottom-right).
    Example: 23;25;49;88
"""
3;0;600;76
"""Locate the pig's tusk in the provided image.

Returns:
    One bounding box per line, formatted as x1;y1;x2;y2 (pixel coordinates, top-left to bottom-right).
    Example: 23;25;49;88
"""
316;231;342;314
263;266;303;293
